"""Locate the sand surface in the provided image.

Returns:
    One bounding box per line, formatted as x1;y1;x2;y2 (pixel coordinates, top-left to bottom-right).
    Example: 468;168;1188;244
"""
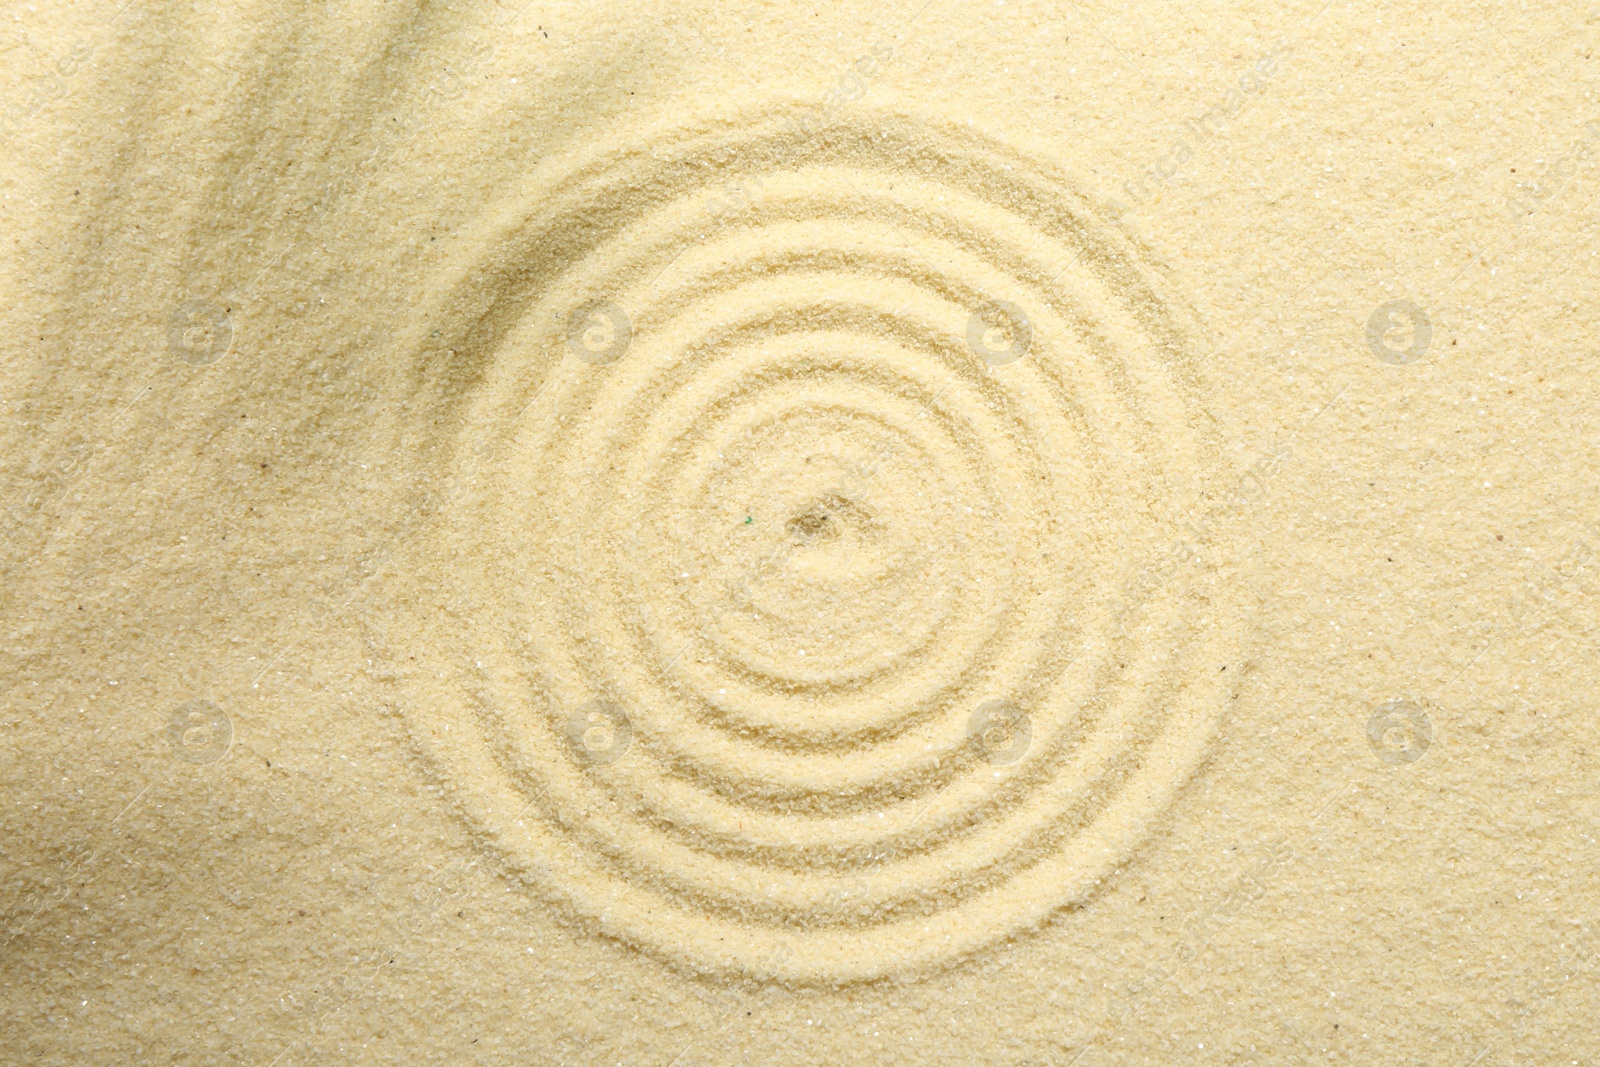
2;1;1598;1063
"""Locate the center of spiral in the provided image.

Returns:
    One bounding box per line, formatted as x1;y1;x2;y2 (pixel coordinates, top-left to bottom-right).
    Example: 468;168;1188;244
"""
784;491;872;545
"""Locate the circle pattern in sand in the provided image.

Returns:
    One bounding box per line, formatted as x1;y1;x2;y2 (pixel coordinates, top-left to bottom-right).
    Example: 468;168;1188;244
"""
373;109;1236;983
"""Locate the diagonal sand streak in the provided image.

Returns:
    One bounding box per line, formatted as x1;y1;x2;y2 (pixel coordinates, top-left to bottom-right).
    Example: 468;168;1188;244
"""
365;106;1242;984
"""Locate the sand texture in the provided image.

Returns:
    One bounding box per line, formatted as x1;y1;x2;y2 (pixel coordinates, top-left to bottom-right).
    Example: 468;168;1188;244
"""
2;2;1598;1064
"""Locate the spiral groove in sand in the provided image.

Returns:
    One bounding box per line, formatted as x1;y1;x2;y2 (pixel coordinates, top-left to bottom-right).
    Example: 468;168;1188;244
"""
372;109;1236;983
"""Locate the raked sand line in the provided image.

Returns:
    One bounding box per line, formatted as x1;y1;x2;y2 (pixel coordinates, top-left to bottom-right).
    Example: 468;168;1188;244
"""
366;107;1241;984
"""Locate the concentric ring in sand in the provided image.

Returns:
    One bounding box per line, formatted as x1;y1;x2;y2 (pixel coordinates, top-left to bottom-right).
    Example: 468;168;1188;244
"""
368;108;1238;984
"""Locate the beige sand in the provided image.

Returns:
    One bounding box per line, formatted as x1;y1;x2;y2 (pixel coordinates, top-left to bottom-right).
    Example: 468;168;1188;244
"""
2;1;1597;1063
